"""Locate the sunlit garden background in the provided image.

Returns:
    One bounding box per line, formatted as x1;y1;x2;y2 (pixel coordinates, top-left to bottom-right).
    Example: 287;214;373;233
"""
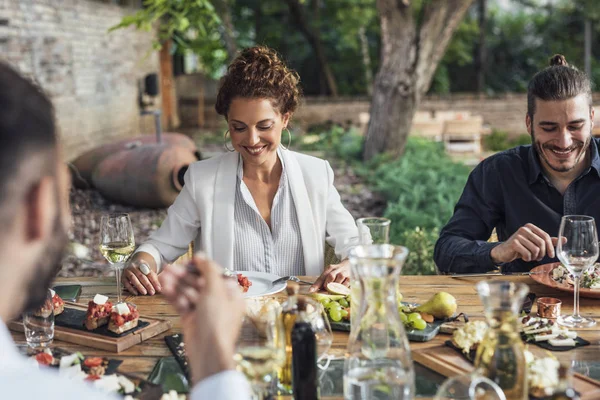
4;0;599;276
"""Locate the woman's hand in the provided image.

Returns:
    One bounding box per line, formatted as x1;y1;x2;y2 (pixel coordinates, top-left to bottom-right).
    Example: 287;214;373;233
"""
309;259;351;293
122;252;162;296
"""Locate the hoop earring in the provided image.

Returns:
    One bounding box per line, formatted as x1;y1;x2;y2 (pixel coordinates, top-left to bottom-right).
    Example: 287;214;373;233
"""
223;130;235;152
280;128;292;150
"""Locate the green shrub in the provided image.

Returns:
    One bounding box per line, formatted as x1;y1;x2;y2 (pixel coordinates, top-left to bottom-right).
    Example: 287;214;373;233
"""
297;124;364;160
361;137;470;236
483;130;510;151
510;133;531;147
399;227;439;275
484;130;531;152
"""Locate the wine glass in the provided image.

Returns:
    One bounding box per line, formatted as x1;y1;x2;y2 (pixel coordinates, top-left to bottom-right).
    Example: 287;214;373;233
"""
235;301;286;399
99;213;135;304
304;298;333;363
434;373;506;400
556;215;599;328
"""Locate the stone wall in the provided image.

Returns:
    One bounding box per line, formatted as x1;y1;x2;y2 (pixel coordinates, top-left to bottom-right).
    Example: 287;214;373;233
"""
0;0;160;160
189;93;600;136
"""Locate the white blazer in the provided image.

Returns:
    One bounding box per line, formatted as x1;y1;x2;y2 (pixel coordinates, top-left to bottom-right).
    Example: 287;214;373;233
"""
137;149;358;276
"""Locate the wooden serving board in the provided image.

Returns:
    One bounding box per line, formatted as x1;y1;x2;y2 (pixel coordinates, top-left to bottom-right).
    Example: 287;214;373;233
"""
413;344;600;400
10;302;171;353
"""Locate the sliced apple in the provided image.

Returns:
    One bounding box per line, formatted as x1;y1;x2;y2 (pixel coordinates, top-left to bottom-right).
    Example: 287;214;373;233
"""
326;282;351;296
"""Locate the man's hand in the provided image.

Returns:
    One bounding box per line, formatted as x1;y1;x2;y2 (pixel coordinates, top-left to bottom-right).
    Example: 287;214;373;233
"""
159;255;245;386
490;223;559;264
309;259;351;293
122;253;161;296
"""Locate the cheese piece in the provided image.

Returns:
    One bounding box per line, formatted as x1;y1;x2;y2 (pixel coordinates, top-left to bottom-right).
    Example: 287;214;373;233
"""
93;294;108;305
549;338;576;347
49;289;56;297
523;327;553;335
117;375;136;394
59;353;80;369
534;333;558;342
115;302;130;315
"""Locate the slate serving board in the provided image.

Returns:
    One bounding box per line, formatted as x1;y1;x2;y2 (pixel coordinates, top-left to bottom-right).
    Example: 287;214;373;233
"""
330;318;446;342
55;307;150;338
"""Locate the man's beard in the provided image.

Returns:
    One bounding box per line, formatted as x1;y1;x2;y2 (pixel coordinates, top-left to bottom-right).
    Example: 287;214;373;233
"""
21;216;68;313
533;127;592;173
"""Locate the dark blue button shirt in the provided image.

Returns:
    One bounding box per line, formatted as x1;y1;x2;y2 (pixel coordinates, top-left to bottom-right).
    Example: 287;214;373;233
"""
434;139;600;274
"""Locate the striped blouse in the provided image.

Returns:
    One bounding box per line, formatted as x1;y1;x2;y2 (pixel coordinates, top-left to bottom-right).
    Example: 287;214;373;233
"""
233;150;305;276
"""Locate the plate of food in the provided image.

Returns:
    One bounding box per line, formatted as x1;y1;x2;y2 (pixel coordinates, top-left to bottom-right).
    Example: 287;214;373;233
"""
26;347;163;399
311;287;460;342
234;271;286;298
529;262;600;299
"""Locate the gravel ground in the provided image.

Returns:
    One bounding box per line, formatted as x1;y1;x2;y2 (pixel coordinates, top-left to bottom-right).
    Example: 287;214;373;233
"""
61;146;385;278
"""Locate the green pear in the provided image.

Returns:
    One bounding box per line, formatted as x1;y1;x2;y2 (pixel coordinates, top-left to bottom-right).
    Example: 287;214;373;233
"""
415;292;457;319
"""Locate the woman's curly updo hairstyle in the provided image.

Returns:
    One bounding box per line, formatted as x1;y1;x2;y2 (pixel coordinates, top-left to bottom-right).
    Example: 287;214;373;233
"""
215;46;302;118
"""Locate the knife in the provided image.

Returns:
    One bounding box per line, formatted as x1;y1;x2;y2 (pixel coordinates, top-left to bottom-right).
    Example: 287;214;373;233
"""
450;271;542;278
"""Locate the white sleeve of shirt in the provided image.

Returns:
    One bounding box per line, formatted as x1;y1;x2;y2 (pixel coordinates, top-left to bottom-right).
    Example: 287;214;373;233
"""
189;370;252;400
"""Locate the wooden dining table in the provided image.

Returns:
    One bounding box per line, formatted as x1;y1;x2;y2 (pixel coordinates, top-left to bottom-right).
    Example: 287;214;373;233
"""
9;274;600;398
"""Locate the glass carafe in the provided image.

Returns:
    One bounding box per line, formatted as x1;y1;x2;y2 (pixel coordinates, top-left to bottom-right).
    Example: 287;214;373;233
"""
474;281;529;400
344;245;413;400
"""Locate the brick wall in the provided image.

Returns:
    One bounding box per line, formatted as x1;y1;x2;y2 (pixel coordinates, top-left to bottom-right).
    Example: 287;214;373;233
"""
0;0;160;160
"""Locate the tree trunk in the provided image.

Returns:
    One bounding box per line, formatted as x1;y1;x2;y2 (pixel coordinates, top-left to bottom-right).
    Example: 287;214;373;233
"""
285;0;339;97
475;0;487;93
359;26;373;96
213;0;238;61
363;0;474;160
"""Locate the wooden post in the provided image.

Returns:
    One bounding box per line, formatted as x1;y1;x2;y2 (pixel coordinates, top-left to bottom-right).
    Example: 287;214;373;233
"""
159;41;180;129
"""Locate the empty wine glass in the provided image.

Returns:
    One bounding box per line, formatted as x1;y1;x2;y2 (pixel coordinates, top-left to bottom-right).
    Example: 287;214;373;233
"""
304;298;333;363
434;373;506;400
99;213;135;304
556;215;599;328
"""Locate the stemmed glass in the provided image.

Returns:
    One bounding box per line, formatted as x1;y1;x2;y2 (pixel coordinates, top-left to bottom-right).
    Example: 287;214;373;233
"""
99;213;135;304
305;298;333;363
235;301;286;399
556;215;599;328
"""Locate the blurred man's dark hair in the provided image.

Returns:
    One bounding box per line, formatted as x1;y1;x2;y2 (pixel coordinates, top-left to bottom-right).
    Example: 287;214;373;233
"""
527;54;593;122
0;63;57;233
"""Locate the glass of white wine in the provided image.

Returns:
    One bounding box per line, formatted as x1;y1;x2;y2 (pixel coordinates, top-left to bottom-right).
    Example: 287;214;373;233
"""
99;213;135;304
235;301;286;400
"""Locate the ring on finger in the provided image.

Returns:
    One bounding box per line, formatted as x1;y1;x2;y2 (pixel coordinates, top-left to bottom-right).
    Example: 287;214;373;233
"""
138;262;151;276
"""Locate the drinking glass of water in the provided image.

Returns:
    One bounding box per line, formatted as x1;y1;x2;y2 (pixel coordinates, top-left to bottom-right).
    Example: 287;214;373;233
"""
23;289;54;348
356;217;391;245
556;215;599;328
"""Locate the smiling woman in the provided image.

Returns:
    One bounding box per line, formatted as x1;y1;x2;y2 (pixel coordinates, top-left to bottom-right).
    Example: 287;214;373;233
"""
124;46;359;296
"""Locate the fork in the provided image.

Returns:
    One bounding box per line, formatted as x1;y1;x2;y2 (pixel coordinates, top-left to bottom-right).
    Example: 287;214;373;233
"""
272;276;315;286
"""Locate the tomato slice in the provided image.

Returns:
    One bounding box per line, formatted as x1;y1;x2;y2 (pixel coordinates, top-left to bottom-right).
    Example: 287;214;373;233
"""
83;357;104;368
85;375;101;381
35;353;54;366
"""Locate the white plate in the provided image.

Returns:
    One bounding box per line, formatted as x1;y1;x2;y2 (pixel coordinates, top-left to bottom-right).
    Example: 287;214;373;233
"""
237;271;287;298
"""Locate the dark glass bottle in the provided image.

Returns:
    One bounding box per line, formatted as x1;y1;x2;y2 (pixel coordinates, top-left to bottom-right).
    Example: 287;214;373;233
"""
549;366;580;400
279;282;300;391
291;297;319;400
